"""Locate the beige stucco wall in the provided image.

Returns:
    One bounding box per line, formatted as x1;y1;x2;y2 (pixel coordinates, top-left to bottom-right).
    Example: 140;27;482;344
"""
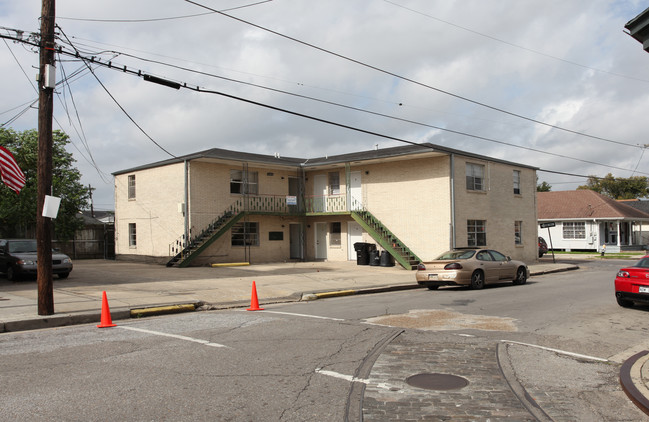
453;156;537;262
114;152;537;266
188;161;301;232
114;162;185;258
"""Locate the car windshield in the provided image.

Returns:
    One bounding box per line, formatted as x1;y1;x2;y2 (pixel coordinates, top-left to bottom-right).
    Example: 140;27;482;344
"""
633;257;649;268
8;240;38;253
436;250;476;260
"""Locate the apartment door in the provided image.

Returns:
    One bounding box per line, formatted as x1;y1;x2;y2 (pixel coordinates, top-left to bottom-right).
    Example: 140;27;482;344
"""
314;174;327;212
289;223;303;260
350;171;362;210
348;221;363;260
315;222;327;259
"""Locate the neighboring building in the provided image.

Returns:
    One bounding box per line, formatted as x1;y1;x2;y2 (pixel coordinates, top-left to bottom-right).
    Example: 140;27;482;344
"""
537;190;649;253
618;199;649;246
113;143;538;268
53;211;115;259
625;7;649;53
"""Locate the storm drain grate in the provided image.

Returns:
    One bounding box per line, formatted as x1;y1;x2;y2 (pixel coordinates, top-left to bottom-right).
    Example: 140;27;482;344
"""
405;373;469;390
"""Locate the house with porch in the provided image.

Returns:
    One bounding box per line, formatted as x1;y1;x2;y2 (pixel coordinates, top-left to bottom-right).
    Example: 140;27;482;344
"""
537;190;649;253
113;143;538;269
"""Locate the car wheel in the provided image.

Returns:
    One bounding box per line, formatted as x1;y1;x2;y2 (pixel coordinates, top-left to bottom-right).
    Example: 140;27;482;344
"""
58;272;70;279
7;266;17;281
470;271;485;290
616;295;634;308
513;267;527;285
427;284;439;290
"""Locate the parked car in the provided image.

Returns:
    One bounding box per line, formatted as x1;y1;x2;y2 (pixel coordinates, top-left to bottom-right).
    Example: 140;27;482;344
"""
416;248;529;290
538;237;548;258
0;239;73;281
614;255;649;307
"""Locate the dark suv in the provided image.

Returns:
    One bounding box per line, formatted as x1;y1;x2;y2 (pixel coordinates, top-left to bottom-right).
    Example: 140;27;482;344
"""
538;237;548;258
0;239;73;281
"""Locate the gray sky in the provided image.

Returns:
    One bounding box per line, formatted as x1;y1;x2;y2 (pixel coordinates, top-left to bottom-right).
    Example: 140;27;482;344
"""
2;0;649;211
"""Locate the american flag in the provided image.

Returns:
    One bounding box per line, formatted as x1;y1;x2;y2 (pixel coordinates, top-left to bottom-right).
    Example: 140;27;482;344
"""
0;146;26;194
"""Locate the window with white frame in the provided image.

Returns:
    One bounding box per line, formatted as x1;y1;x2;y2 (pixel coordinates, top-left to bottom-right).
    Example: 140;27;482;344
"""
563;222;586;239
514;221;522;245
467;220;486;246
231;222;259;246
466;163;485;191
513;170;521;195
128;175;136;200
128;223;137;247
230;170;259;195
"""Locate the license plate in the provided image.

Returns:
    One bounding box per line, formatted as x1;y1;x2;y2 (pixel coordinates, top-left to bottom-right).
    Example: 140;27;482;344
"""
428;274;438;280
639;286;649;293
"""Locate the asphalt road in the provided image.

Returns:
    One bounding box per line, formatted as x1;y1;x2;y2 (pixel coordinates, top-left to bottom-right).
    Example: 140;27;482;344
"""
1;259;648;421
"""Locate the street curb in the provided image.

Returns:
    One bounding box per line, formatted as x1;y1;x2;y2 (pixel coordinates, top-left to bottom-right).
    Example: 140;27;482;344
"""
529;265;579;276
303;284;424;301
130;303;198;318
620;350;649;417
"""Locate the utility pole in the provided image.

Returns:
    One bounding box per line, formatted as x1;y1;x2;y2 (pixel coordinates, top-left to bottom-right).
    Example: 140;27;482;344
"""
88;184;95;218
37;0;55;315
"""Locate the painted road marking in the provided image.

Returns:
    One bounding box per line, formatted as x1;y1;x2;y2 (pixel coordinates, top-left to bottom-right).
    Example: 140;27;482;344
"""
315;368;395;391
501;340;608;362
259;310;345;321
119;326;228;348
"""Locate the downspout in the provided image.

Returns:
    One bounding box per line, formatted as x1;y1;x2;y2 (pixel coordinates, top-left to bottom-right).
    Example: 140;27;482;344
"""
450;154;456;250
184;159;189;245
345;162;351;211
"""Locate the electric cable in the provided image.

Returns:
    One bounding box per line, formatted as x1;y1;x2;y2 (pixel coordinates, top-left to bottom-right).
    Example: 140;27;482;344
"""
57;26;176;158
383;0;649;84
57;0;272;23
184;0;641;150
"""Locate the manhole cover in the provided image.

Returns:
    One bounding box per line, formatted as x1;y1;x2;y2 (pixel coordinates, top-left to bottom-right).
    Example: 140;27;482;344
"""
405;373;469;390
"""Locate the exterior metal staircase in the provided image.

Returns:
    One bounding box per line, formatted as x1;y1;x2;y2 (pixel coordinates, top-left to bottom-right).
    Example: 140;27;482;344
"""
166;210;242;268
351;210;422;270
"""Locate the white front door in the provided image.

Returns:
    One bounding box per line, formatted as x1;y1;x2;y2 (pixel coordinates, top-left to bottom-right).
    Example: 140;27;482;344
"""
348;221;363;260
350;171;362;210
314;174;327;212
315;222;327;259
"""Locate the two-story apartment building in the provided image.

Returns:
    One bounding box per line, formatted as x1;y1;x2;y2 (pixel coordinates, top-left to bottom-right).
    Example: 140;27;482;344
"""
113;143;538;268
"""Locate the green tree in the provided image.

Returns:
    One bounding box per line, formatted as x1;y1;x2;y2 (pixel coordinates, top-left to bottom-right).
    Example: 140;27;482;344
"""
0;128;89;240
577;173;649;200
537;181;552;192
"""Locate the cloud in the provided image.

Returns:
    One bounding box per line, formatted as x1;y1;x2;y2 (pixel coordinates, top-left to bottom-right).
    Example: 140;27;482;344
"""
2;0;649;208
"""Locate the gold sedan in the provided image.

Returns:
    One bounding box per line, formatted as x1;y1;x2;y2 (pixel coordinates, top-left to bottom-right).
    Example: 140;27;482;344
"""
416;249;529;290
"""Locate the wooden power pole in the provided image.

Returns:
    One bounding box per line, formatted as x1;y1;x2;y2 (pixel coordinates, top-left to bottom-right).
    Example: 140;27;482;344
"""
37;0;55;315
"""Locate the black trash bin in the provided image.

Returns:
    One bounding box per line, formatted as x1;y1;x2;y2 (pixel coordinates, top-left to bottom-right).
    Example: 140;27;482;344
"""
369;249;380;266
353;242;375;265
380;250;395;267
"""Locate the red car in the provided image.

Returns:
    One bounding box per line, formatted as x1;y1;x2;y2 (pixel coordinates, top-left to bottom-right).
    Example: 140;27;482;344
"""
614;255;649;307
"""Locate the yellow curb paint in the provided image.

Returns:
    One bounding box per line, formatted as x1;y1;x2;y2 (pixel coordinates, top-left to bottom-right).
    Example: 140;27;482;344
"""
314;290;357;299
211;262;250;267
130;303;196;318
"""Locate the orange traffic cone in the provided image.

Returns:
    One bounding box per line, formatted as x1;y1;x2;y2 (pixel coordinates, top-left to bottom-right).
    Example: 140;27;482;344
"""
246;281;264;311
97;291;117;328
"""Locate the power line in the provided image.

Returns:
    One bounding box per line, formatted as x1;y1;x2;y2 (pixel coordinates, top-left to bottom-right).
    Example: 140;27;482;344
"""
184;0;642;150
58;41;645;175
2;30;644;177
57;26;176;159
383;0;649;85
57;0;273;23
